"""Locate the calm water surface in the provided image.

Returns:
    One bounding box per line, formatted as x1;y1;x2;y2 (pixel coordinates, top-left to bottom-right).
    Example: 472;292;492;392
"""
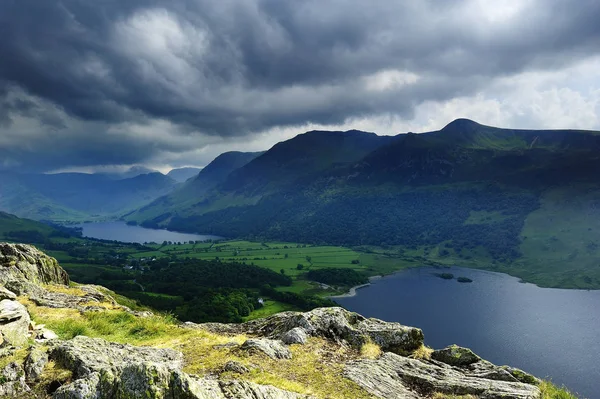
335;267;600;398
76;221;222;244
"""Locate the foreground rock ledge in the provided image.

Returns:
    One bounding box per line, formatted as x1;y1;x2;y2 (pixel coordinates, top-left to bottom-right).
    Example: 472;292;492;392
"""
50;336;312;399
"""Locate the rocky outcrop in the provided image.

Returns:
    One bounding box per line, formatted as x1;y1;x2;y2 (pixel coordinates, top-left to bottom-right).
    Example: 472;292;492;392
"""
24;348;48;382
49;336;311;399
345;351;541;399
0;299;31;347
199;307;424;355
0;243;69;293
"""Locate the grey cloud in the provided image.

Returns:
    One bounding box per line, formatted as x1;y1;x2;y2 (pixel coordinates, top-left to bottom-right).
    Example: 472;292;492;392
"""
0;0;599;171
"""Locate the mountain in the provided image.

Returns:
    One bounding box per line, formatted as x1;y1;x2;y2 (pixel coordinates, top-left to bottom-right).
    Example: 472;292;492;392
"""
167;167;203;182
129;151;263;224
129;119;600;289
0;172;179;221
0;243;568;398
100;166;160;180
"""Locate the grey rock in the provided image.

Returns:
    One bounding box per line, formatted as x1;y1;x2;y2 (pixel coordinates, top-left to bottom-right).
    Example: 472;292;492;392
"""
431;344;481;366
219;380;313;399
0;362;30;397
50;336;184;378
281;327;308;345
29;284;120;313
240;338;292;360
53;371;101;399
222;361;250;374
0;286;16;300
0;243;69;292
199;307;423;355
0;299;31;347
38;328;59;341
502;366;542;385
24;348;49;382
345;352;541;399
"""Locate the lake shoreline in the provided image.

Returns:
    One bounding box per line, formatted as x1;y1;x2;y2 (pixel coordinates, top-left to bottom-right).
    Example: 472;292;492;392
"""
75;221;223;244
328;275;382;299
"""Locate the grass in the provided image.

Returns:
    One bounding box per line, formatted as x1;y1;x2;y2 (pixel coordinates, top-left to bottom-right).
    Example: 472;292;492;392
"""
516;184;600;289
243;300;298;321
359;339;382;359
540;381;580;399
410;344;434;360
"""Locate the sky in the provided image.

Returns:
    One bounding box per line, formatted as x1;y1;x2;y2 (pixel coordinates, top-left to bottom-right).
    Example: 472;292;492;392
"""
1;0;599;173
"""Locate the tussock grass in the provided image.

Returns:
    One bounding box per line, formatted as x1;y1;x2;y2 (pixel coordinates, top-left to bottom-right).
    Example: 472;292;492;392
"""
411;344;434;360
359;339;382;359
42;284;86;297
540;381;580;399
431;394;477;399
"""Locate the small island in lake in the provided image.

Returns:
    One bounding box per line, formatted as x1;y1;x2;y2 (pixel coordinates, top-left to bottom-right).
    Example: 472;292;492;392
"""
457;276;473;283
434;273;454;280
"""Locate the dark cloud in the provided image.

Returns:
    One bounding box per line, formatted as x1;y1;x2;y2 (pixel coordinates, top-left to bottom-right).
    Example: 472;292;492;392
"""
0;0;599;171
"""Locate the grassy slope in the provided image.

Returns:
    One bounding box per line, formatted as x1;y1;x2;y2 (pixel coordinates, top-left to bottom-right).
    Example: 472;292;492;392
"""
516;185;600;288
0;212;57;238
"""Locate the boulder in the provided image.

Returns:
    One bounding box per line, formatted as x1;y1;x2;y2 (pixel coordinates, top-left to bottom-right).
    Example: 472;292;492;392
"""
24;347;49;382
222;361;250;374
281;327;308;345
240;338;292;360
431;344;481;366
345;352;541;399
0;243;69;293
0;299;31;347
0;362;30;397
0;285;16;300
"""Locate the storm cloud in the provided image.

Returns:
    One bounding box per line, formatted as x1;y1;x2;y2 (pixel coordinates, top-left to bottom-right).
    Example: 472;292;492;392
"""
1;0;599;172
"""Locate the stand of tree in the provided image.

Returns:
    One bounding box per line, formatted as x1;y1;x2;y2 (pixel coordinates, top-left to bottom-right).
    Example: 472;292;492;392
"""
306;268;368;287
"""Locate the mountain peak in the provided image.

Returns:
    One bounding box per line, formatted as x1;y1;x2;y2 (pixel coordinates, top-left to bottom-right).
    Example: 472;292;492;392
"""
441;118;481;132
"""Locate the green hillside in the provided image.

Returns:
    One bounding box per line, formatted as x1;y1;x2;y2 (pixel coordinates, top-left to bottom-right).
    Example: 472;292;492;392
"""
0;211;64;242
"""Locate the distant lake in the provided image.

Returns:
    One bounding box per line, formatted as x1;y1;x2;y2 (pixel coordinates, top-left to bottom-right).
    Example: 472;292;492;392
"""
335;267;600;399
76;221;222;244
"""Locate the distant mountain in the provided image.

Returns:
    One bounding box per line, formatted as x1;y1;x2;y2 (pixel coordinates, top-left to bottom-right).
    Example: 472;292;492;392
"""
127;120;600;288
129;151;263;223
0;172;178;221
100;166;159;180
167;167;202;183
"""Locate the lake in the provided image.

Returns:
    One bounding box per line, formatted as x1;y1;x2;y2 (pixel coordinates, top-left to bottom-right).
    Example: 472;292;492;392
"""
76;221;222;244
335;267;599;398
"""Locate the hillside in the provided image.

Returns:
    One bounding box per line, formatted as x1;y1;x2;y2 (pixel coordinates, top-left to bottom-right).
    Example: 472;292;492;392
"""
0;172;178;221
127;120;600;289
0;243;574;398
130;151;264;226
